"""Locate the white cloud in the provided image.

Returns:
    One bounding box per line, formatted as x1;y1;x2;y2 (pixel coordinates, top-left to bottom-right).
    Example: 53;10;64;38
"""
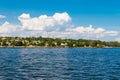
0;15;6;19
0;21;21;33
0;12;119;41
65;25;118;39
94;28;105;33
18;12;71;31
115;38;120;42
53;12;71;25
105;31;118;36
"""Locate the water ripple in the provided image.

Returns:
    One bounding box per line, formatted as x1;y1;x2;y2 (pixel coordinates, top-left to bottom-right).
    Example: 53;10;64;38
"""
0;48;120;80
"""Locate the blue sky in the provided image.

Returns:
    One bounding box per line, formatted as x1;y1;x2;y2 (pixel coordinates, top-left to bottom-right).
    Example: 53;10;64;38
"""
0;0;120;41
0;0;120;26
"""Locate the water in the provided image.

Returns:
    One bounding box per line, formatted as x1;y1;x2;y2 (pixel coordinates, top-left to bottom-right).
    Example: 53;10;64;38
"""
0;48;120;80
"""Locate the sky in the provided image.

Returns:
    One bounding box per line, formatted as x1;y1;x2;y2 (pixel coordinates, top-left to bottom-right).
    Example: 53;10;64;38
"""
0;0;120;41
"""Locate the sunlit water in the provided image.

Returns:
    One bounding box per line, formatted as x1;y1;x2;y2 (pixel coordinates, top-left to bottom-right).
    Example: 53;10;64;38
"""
0;48;120;80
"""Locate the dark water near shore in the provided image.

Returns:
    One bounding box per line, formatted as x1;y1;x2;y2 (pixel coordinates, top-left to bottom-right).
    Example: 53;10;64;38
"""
0;48;120;80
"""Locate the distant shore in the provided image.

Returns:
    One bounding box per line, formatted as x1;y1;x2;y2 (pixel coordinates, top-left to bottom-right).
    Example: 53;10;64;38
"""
0;37;120;48
0;46;118;48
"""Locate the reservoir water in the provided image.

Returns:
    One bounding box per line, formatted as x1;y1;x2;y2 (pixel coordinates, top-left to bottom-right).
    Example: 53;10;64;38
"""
0;48;120;80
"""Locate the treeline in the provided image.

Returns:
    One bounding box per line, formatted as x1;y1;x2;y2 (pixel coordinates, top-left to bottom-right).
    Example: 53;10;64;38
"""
0;37;120;48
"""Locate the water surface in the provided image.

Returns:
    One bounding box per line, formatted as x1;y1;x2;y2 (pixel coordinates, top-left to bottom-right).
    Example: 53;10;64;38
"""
0;48;120;80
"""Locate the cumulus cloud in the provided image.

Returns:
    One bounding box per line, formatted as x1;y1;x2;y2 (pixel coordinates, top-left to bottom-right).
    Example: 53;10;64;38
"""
18;12;71;31
66;25;118;39
0;21;21;34
0;15;6;19
0;12;119;41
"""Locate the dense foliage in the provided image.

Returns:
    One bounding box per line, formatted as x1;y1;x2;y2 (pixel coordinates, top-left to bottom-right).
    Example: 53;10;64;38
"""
0;37;120;48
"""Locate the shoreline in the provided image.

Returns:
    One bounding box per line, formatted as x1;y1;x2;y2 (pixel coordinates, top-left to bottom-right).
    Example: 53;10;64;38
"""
0;46;119;48
0;37;120;48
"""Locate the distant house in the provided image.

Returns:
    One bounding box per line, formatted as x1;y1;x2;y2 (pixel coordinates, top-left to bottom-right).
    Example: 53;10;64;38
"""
61;43;68;47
